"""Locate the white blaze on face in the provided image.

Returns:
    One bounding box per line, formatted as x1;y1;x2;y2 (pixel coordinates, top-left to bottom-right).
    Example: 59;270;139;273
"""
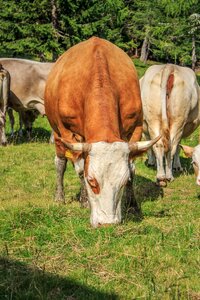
192;145;200;186
85;142;131;227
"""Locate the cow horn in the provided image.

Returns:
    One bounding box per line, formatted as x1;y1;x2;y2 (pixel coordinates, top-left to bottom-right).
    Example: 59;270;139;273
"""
60;138;91;152
129;135;161;153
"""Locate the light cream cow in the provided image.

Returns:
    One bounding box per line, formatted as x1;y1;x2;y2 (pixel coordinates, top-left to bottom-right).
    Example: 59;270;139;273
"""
140;64;200;186
180;144;200;185
0;58;54;137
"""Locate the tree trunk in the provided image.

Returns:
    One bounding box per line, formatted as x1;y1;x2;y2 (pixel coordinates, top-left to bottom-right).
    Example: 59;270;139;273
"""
192;35;196;71
51;0;59;61
140;35;150;63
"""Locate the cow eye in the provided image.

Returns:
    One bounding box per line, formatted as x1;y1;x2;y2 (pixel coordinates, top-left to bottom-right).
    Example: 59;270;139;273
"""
87;177;100;194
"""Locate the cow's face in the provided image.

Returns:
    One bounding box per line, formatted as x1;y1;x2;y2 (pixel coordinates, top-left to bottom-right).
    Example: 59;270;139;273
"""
84;142;130;227
181;144;200;185
61;136;160;227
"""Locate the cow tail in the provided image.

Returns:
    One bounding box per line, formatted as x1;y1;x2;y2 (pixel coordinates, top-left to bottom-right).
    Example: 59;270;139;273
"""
0;68;10;114
160;64;174;152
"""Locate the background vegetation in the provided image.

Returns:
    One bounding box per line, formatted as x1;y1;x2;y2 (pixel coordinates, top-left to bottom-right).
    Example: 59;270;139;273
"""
0;61;200;299
0;2;200;298
0;0;200;68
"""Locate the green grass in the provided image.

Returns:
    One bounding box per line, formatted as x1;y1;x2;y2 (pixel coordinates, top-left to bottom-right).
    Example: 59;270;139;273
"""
0;63;200;299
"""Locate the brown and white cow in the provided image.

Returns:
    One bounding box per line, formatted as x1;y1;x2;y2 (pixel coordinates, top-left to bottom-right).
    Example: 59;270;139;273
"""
45;37;159;227
140;64;200;186
0;64;10;145
180;144;200;185
0;58;54;136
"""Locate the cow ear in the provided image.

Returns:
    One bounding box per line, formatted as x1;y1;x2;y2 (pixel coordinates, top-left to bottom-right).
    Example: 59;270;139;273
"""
180;144;194;158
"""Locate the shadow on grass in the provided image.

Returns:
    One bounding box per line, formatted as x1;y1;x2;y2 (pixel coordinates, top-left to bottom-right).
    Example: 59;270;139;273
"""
134;174;164;204
122;174;164;223
0;257;118;300
7;127;51;144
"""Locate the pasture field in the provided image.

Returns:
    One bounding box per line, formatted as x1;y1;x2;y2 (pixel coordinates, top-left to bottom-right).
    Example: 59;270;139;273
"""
0;62;200;300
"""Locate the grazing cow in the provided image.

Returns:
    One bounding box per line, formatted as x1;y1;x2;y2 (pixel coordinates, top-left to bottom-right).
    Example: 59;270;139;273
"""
45;37;159;227
180;144;200;185
0;58;53;137
0;64;10;145
140;64;200;186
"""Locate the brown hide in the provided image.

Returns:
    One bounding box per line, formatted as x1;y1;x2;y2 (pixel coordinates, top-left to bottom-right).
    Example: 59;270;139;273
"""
45;37;143;158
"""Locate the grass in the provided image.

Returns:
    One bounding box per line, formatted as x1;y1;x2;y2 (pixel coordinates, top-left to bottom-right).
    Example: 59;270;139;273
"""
0;62;200;299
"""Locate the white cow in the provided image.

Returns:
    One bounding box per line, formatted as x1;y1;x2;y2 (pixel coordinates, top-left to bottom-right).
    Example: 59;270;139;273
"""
140;64;200;186
180;144;200;186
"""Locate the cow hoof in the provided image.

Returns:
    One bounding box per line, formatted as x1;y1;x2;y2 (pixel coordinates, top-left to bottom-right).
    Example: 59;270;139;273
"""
166;177;174;182
173;167;183;173
54;194;66;204
81;200;90;209
156;179;167;187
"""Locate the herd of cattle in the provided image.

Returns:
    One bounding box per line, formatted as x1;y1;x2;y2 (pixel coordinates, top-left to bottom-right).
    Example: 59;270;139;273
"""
0;37;200;227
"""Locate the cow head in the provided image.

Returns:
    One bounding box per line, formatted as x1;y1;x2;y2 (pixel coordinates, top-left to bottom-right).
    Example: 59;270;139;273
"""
61;137;160;227
180;144;200;185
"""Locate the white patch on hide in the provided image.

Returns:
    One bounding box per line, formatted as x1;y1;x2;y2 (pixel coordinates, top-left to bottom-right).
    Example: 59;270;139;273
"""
84;141;131;227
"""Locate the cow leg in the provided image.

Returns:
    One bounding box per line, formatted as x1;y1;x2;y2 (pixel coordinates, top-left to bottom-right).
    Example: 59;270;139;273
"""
0;112;7;146
18;112;23;137
143;130;156;167
0;126;7;146
147;147;156;167
7;108;15;137
55;155;67;203
125;162;140;214
152;142;166;186
165;150;174;182
79;172;89;208
74;158;89;208
49;131;55;144
173;146;183;172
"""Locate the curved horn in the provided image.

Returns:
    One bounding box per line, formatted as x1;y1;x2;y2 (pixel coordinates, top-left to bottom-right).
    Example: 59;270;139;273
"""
129;135;161;153
60;138;91;152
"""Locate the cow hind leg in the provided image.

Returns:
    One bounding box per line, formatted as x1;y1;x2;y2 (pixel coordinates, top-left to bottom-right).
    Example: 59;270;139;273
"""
165;150;174;182
173;146;183;172
153;143;167;186
7;108;15;137
55;155;67;203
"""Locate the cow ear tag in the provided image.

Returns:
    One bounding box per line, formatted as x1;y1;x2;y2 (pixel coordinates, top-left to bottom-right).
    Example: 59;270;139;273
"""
65;149;74;159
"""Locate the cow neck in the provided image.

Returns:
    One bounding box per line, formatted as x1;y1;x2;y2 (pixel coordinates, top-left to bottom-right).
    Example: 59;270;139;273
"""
84;48;122;143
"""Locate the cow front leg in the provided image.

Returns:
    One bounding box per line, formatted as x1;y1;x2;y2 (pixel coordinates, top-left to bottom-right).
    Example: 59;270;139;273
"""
125;163;140;214
79;172;89;208
55;155;67;203
74;158;89;208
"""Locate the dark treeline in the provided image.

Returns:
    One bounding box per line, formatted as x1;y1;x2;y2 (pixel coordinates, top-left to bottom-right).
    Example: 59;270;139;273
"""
0;0;200;68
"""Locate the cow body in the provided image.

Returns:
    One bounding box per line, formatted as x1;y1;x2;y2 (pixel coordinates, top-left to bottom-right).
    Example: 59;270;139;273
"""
45;37;159;227
0;58;53;136
0;64;10;145
140;64;200;185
